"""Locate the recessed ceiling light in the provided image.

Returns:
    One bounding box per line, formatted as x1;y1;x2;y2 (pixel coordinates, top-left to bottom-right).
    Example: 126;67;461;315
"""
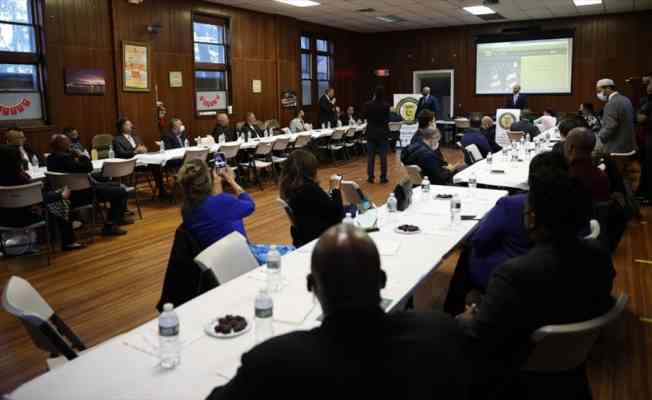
573;0;602;5
463;5;496;15
273;0;320;7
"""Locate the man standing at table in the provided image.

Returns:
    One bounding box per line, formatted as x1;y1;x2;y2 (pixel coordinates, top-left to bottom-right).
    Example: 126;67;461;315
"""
206;224;473;400
505;84;528;110
416;86;439;120
212;113;238;143
319;87;336;128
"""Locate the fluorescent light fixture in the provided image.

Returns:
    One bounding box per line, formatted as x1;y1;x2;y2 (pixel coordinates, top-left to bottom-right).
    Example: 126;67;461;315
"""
274;0;320;7
573;0;602;5
463;5;496;15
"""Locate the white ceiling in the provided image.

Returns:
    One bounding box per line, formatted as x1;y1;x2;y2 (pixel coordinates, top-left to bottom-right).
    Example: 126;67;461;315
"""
207;0;652;32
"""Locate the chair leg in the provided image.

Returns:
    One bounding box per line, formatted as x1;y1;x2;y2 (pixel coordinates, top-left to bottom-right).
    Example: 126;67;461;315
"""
134;190;143;220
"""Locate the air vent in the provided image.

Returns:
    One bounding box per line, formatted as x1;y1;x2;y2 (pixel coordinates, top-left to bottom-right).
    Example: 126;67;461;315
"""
477;13;506;21
356;8;376;13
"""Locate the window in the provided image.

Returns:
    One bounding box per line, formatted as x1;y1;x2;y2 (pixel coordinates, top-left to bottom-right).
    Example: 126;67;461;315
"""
0;0;44;122
300;35;333;107
193;16;229;116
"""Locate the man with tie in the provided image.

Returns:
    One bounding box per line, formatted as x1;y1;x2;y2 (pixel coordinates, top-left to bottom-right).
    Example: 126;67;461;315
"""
505;84;528;110
161;118;188;150
239;112;264;141
416;86;440;120
319;87;337;128
211;113;238;143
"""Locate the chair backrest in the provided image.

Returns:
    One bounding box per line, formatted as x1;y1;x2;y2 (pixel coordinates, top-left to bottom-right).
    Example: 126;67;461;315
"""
101;158;136;179
331;128;346;140
183;148;210;163
404;164;423;187
507;130;525;143
254;142;273;156
0;182;44;208
219;143;241;160
193;231;259;284
465;144;484;164
341;180;363;206
272;137;290;151
294;134;312;148
585;219;600;240
277;198;297;226
2;276;54;321
92;134;114;159
455;118;470;129
388;122;402;132
45;171;92;191
523;293;628;372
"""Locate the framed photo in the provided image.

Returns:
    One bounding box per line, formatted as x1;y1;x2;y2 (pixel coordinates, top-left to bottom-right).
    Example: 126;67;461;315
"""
65;69;106;95
169;71;183;88
122;41;150;92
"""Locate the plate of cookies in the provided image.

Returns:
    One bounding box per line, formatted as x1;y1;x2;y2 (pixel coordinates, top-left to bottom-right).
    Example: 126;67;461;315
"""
205;315;250;338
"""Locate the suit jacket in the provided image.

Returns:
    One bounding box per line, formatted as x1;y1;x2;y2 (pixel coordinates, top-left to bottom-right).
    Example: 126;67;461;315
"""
599;93;636;154
212;124;238;142
46;151;93;174
113;134;144;159
509;120;540;138
287;180;343;247
362;100;390;142
461;128;491;158
401;138;453;185
238;124;263;142
206;309;473;400
416;95;440;118
505;93;528;109
161;131;187;150
319;94;336;127
481;126;501;152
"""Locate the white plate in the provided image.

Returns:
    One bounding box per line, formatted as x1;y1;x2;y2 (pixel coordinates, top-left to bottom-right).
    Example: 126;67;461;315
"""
394;226;421;235
204;317;251;339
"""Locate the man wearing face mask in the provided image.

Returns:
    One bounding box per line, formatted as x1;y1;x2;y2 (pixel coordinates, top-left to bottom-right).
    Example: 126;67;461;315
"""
596;78;636;155
505;84;528;110
416;86;440;120
162;118;188;150
400;127;459;185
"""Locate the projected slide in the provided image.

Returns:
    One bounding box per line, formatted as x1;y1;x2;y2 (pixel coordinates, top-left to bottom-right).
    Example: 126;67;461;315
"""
476;38;573;94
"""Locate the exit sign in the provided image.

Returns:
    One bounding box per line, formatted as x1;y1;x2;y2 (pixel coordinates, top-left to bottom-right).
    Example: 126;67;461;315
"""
374;69;390;77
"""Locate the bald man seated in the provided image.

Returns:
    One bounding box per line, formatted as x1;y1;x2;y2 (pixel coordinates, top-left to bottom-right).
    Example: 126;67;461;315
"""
206;224;473;400
564;127;610;203
211;113;238;143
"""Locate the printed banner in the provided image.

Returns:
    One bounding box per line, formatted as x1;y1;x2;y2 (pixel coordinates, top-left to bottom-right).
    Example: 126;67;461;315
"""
393;94;422;122
0;93;42;120
197;91;227;111
495;108;521;148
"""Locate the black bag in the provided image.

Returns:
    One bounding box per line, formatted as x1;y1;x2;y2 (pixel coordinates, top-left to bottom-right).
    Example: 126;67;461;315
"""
393;177;413;211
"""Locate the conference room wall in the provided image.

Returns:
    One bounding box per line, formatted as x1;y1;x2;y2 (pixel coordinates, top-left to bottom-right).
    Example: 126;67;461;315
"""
16;0;356;153
355;11;652;118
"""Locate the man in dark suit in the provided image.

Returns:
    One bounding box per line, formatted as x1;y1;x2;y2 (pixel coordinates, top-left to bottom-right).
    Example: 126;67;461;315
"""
319;87;336;128
363;86;391;183
461;118;491;159
480;116;501;152
510;117;540;139
416;86;440;119
161;118;187;150
401;127;456;185
206;224;473;400
238;112;264;142
505;84;528;110
211;113;238;142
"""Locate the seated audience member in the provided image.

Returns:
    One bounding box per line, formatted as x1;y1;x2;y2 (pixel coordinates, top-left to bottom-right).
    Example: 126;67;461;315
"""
457;158;615;378
178;159;255;250
334;106;343;125
579;102;601;134
114;118;147;158
63;127;89;157
239;112;264;141
564;127;610;203
389;106;403;122
0;144;84;251
206;224;473;400
410;109;435;144
47;134;129;236
342;105;357;126
161;118;187;150
480;116;501;152
461;118;491;159
401;127;458;185
211;113;238;143
4;127;44;169
280;150;344;247
509;117;540;139
534;108;558;132
551;118;580;154
289;109;307;133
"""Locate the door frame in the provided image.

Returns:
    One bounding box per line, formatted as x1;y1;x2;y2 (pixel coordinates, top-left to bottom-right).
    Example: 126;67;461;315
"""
413;69;455;119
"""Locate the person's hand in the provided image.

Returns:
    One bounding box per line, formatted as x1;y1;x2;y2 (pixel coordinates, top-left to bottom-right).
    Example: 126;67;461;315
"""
136;145;147;154
219;167;236;184
61;186;71;200
71;148;83;159
455;304;478;322
332;97;336;105
329;174;342;191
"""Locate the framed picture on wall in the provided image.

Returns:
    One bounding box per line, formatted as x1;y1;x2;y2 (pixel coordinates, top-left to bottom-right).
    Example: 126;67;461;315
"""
122;41;150;92
65;69;106;95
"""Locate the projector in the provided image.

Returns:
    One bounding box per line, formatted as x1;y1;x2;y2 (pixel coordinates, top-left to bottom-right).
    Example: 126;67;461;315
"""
483;0;499;4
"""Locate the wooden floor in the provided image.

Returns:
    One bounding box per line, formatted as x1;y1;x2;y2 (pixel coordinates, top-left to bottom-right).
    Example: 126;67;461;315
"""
1;149;651;398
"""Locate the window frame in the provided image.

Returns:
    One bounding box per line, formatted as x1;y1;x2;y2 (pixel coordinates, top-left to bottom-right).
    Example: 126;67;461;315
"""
192;14;231;117
299;34;333;109
0;0;47;126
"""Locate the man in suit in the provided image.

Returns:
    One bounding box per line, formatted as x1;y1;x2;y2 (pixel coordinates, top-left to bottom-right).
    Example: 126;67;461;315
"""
319;87;336;128
161;118;187;150
416;86;440;119
510;117;540;139
480;116;501;152
206;224;473;400
212;113;238;142
505;84;528;110
239;112;264;142
401;127;457;185
461;118;491;160
363;86;391;183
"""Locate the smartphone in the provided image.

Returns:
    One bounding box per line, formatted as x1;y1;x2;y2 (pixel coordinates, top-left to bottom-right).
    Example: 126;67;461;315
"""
461;215;477;221
213;152;227;172
490;169;506;174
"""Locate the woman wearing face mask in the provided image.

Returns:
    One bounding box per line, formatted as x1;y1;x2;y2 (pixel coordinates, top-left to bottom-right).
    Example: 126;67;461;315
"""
63;127;89;157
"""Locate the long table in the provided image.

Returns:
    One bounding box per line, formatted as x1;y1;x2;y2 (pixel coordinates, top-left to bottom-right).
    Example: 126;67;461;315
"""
9;185;507;400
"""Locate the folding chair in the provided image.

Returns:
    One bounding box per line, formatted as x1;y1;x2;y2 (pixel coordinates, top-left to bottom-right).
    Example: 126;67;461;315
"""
45;172;97;243
240;142;274;189
101;158;142;219
194;232;259;284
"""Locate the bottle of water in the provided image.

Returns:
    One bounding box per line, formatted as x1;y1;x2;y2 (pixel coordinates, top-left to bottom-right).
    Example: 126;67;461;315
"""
108;145;115;159
158;303;180;369
254;289;274;344
387;192;398;213
321;123;325;129
266;245;282;293
184;138;189;148
450;194;461;226
31;154;39;169
486;152;493;169
526;133;531;143
160;140;165;153
343;212;355;225
421;176;431;193
327;121;331;129
468;172;477;192
337;119;342;127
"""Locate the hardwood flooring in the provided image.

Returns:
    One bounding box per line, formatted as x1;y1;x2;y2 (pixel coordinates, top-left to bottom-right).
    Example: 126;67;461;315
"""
0;149;650;398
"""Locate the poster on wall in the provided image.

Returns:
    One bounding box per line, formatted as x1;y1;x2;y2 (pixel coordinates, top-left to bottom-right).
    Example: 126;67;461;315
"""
252;80;262;93
495;108;521;148
393;94;421;122
122;41;150;92
280;90;297;108
196;91;227;115
169;71;183;88
65;69;106;95
0;92;42;121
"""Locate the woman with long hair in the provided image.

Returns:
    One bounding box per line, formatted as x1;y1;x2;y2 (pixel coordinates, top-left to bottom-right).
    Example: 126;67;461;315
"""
280;149;344;247
362;85;391;183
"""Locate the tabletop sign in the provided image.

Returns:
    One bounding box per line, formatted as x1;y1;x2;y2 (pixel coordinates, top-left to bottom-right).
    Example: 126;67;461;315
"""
495;108;521;148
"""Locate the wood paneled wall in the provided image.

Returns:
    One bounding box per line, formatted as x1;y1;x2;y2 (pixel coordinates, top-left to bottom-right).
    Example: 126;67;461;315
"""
354;11;652;117
21;0;356;153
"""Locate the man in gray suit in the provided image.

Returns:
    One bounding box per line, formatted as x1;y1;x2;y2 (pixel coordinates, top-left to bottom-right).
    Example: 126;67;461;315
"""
597;78;636;154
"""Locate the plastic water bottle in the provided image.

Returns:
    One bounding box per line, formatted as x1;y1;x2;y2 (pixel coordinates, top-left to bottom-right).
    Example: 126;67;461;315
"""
450;194;461;226
337;119;342;127
526;133;531;143
108;145;115;159
321;123;325;129
421;176;431;193
469;172;477;192
160;140;165;152
184;138;189;148
343;212;355;225
387;192;398;213
254;289;274;344
327;121;331;129
158;303;180;369
30;154;39;169
486;152;493;169
266;245;282;293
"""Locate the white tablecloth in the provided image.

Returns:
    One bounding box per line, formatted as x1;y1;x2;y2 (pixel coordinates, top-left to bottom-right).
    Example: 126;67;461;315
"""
10;185;505;400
